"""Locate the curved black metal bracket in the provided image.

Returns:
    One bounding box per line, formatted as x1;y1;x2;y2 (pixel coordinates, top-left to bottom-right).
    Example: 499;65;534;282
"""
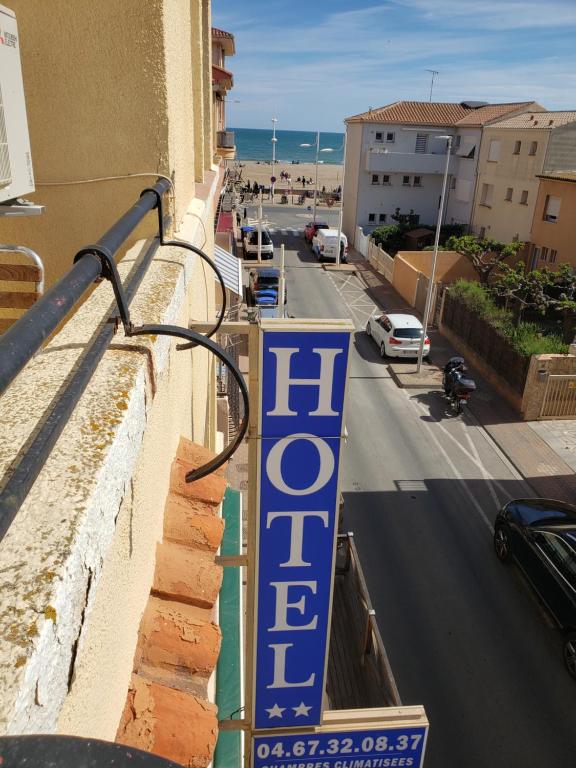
74;244;133;329
128;323;248;482
141;186;227;347
76;184;246;483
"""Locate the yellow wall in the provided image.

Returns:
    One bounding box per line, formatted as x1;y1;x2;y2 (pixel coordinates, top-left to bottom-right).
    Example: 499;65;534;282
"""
392;256;419;306
472;127;547;243
2;1;213;289
397;250;478;282
530;178;576;268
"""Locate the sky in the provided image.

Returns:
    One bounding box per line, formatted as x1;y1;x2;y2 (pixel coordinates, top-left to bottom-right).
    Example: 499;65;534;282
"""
211;0;576;133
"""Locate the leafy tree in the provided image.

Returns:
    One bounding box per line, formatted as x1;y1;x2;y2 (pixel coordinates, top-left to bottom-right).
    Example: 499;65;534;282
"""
370;224;405;254
445;234;524;284
491;263;552;325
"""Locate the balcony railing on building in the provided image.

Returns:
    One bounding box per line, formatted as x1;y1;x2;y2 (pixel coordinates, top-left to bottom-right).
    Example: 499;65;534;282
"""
365;148;456;175
217;131;235;150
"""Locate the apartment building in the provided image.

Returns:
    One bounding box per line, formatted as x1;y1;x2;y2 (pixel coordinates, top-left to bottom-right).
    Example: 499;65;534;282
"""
529;171;576;269
472;112;576;244
445;102;543;227
342;100;540;244
212;27;236;161
0;3;238;766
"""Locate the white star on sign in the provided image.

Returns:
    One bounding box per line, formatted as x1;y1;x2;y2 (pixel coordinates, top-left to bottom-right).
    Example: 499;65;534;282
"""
266;703;285;719
293;702;312;717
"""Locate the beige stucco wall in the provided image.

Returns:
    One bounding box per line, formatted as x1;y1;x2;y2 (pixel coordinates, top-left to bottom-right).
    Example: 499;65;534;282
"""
472;127;548;243
530;178;576;268
342;123;363;243
522;354;576;420
2;1;214;290
397;250;478;282
0;0;221;740
0;172;219;736
392;255;419;306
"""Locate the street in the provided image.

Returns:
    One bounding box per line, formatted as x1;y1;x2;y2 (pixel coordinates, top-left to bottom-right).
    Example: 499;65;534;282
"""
247;227;576;768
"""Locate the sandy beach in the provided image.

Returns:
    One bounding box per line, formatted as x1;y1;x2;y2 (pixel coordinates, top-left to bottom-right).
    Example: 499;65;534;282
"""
228;160;344;193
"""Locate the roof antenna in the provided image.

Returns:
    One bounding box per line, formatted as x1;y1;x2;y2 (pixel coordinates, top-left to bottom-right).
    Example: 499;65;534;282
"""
426;69;439;102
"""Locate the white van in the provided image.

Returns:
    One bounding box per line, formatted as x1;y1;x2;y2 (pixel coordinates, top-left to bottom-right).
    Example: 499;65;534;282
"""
312;228;348;263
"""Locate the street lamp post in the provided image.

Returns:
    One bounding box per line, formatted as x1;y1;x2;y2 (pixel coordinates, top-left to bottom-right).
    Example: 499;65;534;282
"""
335;131;347;269
416;134;453;373
299;133;335;223
271;117;278;202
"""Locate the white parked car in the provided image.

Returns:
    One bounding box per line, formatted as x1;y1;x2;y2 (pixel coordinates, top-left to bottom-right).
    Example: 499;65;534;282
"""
366;312;430;359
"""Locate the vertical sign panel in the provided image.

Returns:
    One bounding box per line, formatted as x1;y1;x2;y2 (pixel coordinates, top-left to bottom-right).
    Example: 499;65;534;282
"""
253;324;351;730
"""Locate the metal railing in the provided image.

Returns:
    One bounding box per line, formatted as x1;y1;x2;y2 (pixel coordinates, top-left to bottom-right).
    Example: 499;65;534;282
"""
335;533;402;707
0;178;249;542
539;374;576;419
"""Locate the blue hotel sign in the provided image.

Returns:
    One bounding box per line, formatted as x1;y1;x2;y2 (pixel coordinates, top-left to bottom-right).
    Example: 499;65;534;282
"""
253;321;352;730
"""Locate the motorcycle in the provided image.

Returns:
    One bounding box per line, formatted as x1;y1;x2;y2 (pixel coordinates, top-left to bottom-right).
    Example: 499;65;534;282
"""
442;356;476;415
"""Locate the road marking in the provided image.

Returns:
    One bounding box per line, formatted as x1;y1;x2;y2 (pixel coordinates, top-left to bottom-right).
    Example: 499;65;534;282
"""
409;400;494;532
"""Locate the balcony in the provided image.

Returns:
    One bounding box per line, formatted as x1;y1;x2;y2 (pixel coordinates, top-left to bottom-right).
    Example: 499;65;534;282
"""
365;148;456;175
216;130;236;160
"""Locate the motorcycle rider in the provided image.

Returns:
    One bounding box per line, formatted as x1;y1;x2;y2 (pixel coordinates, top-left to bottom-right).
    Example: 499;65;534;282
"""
443;356;467;397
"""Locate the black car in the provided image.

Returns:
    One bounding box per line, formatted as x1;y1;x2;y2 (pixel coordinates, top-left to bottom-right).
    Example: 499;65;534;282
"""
494;498;576;678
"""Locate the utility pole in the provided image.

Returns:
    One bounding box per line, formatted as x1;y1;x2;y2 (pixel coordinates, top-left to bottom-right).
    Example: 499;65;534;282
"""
426;69;439;102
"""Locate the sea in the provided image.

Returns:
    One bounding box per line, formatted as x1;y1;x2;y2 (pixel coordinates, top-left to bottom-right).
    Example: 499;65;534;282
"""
230;127;345;165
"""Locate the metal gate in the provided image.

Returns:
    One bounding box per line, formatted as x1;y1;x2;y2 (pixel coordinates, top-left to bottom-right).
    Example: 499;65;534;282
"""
539;374;576;419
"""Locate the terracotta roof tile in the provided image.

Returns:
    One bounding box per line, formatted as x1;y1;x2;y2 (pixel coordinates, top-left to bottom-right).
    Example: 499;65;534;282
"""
537;170;576;182
490;111;576;129
212;28;234;40
134;597;221;695
455;102;542;126
153;541;223;608
116;440;228;768
346;101;474;126
117;675;218;768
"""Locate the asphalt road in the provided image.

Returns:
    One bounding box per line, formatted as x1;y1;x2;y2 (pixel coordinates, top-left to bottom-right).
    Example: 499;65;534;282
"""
242;202;340;230
261;234;576;768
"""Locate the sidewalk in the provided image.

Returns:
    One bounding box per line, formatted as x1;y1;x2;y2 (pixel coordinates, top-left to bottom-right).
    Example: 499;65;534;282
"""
349;251;576;504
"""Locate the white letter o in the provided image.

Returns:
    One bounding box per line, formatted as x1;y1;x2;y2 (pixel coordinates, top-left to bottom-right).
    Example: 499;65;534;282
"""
266;433;335;496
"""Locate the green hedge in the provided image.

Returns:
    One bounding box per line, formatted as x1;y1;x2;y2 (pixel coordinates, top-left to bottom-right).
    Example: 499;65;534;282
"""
449;280;568;356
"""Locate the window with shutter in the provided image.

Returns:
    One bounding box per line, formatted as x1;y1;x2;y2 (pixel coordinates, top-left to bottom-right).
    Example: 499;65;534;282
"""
544;195;561;222
415;134;428;153
488;140;501;162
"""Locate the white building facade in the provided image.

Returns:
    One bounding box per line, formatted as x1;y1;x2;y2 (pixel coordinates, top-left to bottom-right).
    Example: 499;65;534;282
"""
343;101;541;244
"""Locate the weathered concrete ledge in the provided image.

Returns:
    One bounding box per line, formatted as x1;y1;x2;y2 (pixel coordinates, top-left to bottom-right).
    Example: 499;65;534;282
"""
0;172;219;738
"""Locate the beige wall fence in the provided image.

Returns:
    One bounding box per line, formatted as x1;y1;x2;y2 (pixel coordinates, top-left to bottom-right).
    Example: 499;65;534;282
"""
355;226;371;257
367;239;394;283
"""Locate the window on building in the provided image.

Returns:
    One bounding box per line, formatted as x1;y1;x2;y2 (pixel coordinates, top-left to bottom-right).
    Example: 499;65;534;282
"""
480;183;494;207
450;177;456;190
513;140;522;155
415;134;428;153
520;190;529;205
375;132;383;142
386;132;395;142
413;175;422;187
371;174;380;185
403;175;410;186
379;213;387;222
531;246;541;268
368;213;376;222
544;195;561;222
550;249;558;263
479;227;486;238
541;246;549;261
382;174;391;185
529;141;538;155
454;135;461;150
488;139;501;162
505;187;513;201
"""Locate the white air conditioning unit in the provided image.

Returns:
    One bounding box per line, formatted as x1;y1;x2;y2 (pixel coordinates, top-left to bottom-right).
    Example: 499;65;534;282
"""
0;4;34;204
